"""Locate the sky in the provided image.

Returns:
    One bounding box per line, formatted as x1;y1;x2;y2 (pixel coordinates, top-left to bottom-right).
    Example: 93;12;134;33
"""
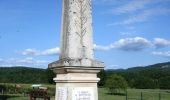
0;0;170;69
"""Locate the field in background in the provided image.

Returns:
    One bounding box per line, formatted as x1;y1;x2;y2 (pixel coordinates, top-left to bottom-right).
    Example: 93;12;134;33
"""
99;88;170;100
0;84;170;100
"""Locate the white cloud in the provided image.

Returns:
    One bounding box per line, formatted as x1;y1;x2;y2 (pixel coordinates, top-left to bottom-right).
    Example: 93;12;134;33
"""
41;47;60;56
119;32;132;36
152;51;170;57
15;57;34;63
93;0;122;5
112;37;152;51
110;8;170;25
112;0;152;14
20;49;37;55
154;38;170;48
18;38;170;55
94;44;112;51
111;0;170;14
94;37;170;52
106;0;170;25
95;37;152;51
19;47;60;56
0;57;49;67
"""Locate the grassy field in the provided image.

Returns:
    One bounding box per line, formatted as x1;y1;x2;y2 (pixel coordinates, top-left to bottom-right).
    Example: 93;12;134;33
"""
0;84;170;100
98;88;125;100
126;89;170;100
98;88;170;100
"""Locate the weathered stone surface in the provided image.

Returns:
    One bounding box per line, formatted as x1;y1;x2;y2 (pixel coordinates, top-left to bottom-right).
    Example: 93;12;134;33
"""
49;58;104;69
60;0;94;61
54;73;99;100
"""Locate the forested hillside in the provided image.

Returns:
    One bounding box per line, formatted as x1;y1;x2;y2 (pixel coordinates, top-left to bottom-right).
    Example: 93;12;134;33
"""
98;61;170;89
0;67;55;84
1;61;170;89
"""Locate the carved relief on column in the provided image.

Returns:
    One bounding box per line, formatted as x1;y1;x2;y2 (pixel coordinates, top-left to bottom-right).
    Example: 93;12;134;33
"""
74;0;94;59
81;0;94;60
60;0;94;60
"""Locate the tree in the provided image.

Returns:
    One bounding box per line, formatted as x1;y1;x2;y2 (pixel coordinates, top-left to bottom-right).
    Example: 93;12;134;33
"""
159;76;170;89
105;74;128;94
46;68;56;84
97;70;106;87
133;76;157;89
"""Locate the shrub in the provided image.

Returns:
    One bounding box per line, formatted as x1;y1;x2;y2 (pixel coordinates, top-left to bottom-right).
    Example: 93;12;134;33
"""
105;74;128;94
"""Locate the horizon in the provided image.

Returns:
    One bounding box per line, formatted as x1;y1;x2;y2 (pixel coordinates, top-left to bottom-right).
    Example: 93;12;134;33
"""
0;60;169;70
0;0;170;69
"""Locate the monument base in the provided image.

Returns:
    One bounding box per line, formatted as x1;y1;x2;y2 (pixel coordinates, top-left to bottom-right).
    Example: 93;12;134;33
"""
49;59;104;100
52;67;102;100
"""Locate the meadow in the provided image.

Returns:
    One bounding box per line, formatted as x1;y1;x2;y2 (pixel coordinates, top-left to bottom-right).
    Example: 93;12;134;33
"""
99;88;170;100
0;83;170;100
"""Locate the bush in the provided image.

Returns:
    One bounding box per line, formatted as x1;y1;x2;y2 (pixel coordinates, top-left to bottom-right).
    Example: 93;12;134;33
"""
105;74;128;94
132;76;157;89
159;76;170;89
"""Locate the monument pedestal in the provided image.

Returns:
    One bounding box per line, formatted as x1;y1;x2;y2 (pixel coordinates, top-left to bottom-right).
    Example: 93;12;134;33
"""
49;59;104;100
51;66;102;100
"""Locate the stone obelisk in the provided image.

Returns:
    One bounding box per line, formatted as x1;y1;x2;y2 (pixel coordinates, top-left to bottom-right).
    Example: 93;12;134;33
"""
48;0;104;100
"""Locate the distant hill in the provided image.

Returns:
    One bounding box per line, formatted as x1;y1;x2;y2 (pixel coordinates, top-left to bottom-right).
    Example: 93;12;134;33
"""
126;61;170;72
1;61;170;89
100;61;170;89
0;67;55;84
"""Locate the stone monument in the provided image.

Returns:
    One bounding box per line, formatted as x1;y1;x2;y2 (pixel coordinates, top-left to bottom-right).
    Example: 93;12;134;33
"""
48;0;104;100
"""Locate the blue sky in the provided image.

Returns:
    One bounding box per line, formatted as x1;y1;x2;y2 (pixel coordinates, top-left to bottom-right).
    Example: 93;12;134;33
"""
0;0;170;69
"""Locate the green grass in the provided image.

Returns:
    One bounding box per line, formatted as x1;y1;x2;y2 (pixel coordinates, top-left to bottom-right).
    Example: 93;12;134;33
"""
127;89;170;100
98;88;170;100
98;88;125;100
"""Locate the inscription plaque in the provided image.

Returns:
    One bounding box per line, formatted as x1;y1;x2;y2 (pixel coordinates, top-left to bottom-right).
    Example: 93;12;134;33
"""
57;87;67;100
72;87;94;100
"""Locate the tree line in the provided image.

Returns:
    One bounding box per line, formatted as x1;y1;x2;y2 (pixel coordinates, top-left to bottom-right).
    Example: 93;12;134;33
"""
0;67;55;84
98;62;170;90
0;61;170;90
